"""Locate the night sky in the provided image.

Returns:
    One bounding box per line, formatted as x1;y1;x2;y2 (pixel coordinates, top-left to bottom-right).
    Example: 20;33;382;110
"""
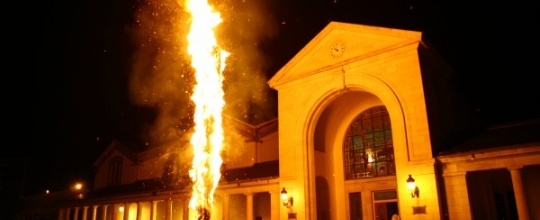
4;0;538;195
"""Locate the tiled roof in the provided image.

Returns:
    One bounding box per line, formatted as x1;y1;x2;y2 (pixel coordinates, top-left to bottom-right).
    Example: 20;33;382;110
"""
87;177;191;198
439;118;540;155
86;160;279;198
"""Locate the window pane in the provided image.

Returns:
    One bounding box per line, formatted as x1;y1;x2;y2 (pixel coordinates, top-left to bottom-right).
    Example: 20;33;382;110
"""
374;190;397;200
344;106;395;180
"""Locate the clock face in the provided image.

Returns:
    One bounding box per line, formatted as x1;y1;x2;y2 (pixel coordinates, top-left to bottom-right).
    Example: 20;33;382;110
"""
330;41;345;58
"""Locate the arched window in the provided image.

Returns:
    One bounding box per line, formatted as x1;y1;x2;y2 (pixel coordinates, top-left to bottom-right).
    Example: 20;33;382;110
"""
108;156;123;185
343;106;395;179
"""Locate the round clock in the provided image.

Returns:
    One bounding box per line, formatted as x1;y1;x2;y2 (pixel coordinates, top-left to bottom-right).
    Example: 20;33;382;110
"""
330;41;345;58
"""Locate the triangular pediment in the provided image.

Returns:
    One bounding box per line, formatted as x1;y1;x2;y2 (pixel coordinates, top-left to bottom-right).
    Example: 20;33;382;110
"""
93;140;138;168
268;21;422;88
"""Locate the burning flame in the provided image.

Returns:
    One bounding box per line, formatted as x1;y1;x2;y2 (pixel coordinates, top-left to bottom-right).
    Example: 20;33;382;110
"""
185;0;229;218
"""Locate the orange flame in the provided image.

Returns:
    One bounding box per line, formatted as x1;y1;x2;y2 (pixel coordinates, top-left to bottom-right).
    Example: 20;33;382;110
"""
184;0;229;218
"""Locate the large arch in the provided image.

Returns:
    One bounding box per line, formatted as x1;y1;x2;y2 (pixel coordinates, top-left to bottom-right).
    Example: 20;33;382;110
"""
300;71;409;220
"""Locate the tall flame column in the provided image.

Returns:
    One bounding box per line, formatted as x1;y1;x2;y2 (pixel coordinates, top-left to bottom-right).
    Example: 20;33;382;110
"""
184;0;229;219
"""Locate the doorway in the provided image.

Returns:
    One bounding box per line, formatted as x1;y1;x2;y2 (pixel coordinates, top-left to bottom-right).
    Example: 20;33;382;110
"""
373;190;398;220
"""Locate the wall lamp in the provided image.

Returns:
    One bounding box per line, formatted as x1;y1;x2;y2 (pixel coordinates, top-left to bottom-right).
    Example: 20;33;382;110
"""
280;187;294;208
406;174;420;198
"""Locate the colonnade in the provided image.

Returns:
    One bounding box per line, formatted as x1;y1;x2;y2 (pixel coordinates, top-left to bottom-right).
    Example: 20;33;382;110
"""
57;189;283;220
58;200;166;220
443;166;532;220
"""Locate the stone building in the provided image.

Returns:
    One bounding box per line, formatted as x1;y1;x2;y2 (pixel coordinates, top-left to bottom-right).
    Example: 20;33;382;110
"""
19;21;540;220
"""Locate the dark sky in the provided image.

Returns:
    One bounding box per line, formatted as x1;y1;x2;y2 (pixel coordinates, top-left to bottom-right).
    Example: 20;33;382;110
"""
4;0;539;195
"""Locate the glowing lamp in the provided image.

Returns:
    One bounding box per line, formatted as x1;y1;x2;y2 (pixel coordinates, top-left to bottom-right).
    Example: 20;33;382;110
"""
280;187;294;208
406;174;419;198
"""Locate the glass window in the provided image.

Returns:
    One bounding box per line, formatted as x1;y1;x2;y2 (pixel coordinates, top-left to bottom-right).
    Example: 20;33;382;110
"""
343;106;395;179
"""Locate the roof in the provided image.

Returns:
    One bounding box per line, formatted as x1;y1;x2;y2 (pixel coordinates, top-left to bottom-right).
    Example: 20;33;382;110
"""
86;177;191;198
93;140;138;168
438;118;540;156
85;160;279;198
226;116;278;143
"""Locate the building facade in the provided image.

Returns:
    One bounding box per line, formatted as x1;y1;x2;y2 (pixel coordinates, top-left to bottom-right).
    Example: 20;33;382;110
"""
19;22;540;220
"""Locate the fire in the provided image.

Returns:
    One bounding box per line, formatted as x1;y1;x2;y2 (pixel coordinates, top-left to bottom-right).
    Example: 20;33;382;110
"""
184;0;229;218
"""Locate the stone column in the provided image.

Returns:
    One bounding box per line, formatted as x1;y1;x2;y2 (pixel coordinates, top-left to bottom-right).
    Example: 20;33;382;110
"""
166;199;173;220
270;190;280;220
246;193;254;220
91;205;98;220
222;194;230;220
111;204;118;220
101;204;109;220
509;167;530;220
442;171;472;220
137;202;143;220
150;200;158;220
67;208;72;220
82;206;89;220
73;207;80;220
58;208;65;220
183;199;190;220
123;203;130;220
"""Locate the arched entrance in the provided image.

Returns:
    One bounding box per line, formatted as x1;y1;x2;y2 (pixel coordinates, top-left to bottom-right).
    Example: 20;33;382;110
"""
312;91;399;220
